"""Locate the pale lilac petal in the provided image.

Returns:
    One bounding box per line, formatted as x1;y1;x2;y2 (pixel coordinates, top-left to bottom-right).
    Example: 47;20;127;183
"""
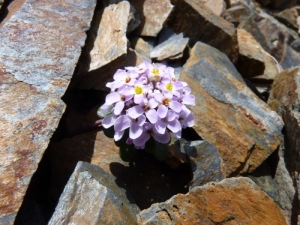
154;93;164;103
145;109;158;124
127;105;144;119
174;81;183;90
134;94;144;104
133;132;150;147
164;91;172;99
137;115;146;126
166;110;177;121
169;101;182;113
119;86;134;96
106;92;120;105
148;98;158;109
173;90;181;97
126;138;133;145
185;113;195;127
114;115;131;132
153;131;170;144
114;101;124;115
102;114;117;128
173;130;182;139
113;70;127;80
155;119;167;134
130;122;143;139
114;130;125;141
183;87;191;95
167;119;181;133
157;105;168;118
182;94;196;106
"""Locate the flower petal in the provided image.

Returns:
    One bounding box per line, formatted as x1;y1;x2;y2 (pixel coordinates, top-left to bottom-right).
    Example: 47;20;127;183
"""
102;114;117;128
134;94;144;104
169;100;182;113
129;122;143;139
185;113;195;127
166;110;177;121
127;105;144;119
137;115;146;126
157;105;168;118
148;98;158;109
133;132;150;148
155;119;167;134
114;115;131;132
114;130;125;141
114;101;124;115
153;131;170;144
182;94;196;106
167;119;181;133
173;130;182;139
154;93;164;103
145;109;158;124
105;92;120;105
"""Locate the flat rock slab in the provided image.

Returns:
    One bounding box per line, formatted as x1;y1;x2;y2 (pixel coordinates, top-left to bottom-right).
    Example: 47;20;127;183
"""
0;0;96;223
268;67;300;224
48;161;139;225
165;0;238;62
184;140;225;190
150;33;189;60
137;177;287;225
180;42;283;176
130;0;173;36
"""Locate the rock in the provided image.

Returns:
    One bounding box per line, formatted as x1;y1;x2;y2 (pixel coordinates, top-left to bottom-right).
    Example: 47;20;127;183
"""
48;161;139;225
157;27;176;45
130;37;155;60
184;140;225;190
70;1;130;90
222;5;252;26
130;0;174;36
180;42;283;176
165;0;239;63
150;33;189;60
125;48;148;67
268;67;300;224
0;0;96;223
127;4;141;34
200;0;226;16
137;177;288;225
236;29;266;78
280;45;300;70
275;7;299;30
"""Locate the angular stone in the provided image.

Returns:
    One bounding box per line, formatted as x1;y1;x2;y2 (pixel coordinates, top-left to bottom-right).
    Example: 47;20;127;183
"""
180;42;283;176
280;45;300;70
165;0;239;62
69;1;131;90
48;161;139;225
268;67;300;224
200;0;226;16
150;33;189;60
184;140;225;190
137;178;287;225
275;7;299;30
222;5;252;26
127;4;141;34
125;48;148;67
130;37;155;60
0;0;96;223
236;29;266;78
130;0;174;36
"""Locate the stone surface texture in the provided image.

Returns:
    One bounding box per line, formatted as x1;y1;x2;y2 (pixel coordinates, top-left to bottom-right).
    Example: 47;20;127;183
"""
150;33;189;60
0;0;96;223
137;177;288;225
180;42;283;176
48;161;139;225
200;0;226;16
165;0;239;62
130;0;174;36
268;67;300;224
236;29;266;78
184;140;225;190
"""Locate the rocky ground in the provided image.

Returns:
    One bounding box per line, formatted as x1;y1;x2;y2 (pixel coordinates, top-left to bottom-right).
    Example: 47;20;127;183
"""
1;0;300;224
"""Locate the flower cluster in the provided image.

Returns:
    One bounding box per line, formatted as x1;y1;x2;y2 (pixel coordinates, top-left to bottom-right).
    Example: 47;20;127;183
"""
98;62;195;149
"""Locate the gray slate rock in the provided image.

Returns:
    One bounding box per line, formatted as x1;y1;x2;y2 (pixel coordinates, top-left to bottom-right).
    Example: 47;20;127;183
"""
48;161;139;225
184;140;225;190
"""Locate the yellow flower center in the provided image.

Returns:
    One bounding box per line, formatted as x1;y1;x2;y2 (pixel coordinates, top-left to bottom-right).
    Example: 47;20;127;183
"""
165;83;173;91
134;86;143;95
151;68;160;75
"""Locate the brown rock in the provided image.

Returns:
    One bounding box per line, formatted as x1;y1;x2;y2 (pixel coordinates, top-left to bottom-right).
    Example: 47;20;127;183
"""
137;177;288;225
125;48;148;67
200;0;226;16
222;5;252;26
130;37;155;60
275;7;299;30
268;67;300;224
48;162;139;225
0;0;96;223
130;0;174;36
180;42;283;176
236;29;266;78
165;0;239;62
280;45;300;70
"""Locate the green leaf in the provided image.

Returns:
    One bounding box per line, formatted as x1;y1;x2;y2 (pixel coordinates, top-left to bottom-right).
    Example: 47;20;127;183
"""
97;103;113;118
153;141;169;161
119;144;137;162
103;126;114;138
